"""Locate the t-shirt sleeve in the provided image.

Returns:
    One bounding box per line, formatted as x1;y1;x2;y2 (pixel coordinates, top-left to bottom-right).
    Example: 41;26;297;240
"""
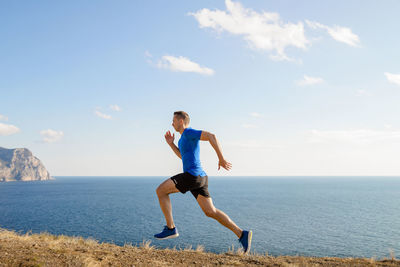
185;128;202;140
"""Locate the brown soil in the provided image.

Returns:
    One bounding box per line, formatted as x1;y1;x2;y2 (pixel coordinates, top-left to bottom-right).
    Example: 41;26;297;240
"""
0;227;399;267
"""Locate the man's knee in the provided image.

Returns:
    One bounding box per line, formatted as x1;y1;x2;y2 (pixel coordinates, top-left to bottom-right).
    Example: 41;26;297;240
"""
204;208;217;218
156;185;165;196
157;181;175;196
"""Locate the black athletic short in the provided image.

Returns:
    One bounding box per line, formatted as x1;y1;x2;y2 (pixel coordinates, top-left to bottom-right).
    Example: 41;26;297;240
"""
170;172;210;199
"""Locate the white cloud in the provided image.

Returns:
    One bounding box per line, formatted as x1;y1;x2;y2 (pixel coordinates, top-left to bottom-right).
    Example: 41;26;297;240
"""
0;122;20;136
189;0;309;61
157;55;214;76
249;112;262;118
0;114;8;121
241;123;258;128
384;124;393;129
94;110;112;120
355;89;372;96
384;72;400;86
40;129;64;143
144;50;154;65
306;20;360;47
307;128;400;145
296;75;324;86
109;105;121;112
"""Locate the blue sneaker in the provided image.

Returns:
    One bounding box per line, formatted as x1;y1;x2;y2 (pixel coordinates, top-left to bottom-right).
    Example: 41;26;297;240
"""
154;226;179;240
238;230;252;254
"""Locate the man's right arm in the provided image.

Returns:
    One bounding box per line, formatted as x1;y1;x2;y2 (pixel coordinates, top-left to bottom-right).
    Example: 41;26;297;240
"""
165;130;181;159
169;143;181;159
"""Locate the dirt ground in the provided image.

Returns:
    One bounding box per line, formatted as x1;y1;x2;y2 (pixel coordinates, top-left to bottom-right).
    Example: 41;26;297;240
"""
0;227;399;267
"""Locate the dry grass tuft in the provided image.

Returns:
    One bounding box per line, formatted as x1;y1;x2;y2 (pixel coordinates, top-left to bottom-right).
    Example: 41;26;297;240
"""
140;239;154;250
227;244;235;254
183;244;193;251
195;244;205;252
226;244;245;256
369;256;377;267
123;241;134;248
390;249;397;261
235;247;245;256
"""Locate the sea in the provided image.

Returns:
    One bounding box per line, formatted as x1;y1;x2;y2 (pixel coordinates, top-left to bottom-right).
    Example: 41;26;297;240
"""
0;176;399;259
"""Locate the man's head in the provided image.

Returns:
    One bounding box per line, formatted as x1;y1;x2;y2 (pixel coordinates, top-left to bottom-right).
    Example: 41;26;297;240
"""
172;111;190;132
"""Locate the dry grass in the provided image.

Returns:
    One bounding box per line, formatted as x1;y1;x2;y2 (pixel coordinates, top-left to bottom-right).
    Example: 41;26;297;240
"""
183;244;193;251
140;239;154;250
195;244;205;252
390;249;397;261
1;227;400;267
226;244;245;256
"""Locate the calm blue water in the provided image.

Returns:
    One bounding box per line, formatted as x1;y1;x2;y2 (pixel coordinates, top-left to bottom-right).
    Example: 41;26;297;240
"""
0;176;399;258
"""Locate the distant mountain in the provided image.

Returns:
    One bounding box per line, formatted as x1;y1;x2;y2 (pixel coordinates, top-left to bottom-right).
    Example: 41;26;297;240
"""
0;147;54;182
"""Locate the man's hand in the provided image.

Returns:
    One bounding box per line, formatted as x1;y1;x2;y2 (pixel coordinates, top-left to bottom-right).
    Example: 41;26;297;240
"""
218;159;232;171
165;130;181;159
165;130;175;145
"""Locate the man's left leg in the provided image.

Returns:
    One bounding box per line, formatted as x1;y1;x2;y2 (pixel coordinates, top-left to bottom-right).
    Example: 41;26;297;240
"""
196;194;252;253
196;195;242;238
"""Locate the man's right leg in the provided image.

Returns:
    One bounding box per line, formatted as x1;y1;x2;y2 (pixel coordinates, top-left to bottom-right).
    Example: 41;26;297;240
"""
156;178;180;229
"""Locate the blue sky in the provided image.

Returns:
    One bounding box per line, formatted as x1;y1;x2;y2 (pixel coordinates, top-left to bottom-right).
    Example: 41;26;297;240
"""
1;0;400;176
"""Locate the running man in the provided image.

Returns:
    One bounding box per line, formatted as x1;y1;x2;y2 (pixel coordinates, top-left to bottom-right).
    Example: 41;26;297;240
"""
154;111;252;253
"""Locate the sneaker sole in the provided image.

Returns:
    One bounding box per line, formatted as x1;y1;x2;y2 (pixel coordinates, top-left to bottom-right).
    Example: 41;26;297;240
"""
154;233;179;240
245;230;252;254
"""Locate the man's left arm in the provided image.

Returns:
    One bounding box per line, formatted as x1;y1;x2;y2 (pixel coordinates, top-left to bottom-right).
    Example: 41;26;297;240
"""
200;131;232;171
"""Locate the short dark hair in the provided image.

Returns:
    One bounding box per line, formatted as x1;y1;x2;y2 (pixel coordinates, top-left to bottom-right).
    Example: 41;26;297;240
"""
174;111;190;126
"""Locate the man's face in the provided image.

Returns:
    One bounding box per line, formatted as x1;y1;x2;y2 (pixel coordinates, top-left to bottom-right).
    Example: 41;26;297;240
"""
172;115;180;131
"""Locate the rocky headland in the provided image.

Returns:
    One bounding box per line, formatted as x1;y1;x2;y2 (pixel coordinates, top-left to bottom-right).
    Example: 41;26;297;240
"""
0;147;53;182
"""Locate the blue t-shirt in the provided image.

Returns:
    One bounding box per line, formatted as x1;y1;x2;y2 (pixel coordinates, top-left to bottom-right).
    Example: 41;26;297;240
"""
178;127;207;177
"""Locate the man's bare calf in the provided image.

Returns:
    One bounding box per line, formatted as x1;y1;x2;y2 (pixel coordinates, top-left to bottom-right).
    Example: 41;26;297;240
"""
196;195;243;238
